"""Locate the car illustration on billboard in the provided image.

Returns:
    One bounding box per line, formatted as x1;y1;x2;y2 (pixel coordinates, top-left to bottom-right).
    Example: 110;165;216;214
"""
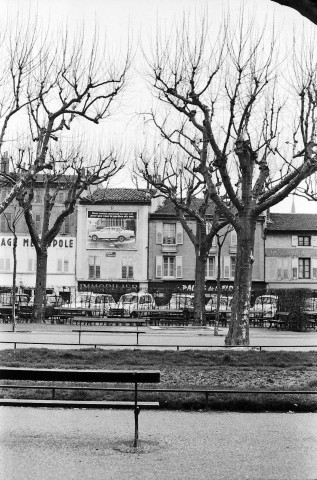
87;211;137;250
89;226;135;242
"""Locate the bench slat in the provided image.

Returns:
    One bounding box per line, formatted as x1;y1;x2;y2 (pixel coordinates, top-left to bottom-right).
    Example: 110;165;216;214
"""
0;399;159;408
0;368;160;383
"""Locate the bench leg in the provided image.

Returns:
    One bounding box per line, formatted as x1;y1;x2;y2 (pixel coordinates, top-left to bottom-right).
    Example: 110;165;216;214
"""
134;380;139;447
134;406;140;448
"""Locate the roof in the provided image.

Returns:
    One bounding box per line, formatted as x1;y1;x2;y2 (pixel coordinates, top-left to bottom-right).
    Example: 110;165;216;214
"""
151;198;215;218
267;213;317;232
81;188;152;205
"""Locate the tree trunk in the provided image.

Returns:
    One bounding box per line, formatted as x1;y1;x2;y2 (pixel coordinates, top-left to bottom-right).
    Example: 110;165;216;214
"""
214;243;222;336
33;250;48;323
193;248;207;325
12;233;17;331
225;217;256;346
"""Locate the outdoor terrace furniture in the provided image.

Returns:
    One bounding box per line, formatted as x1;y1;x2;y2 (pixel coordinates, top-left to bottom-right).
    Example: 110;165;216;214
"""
0;367;160;447
303;311;317;330
108;308;126;318
268;312;290;330
135;309;189;326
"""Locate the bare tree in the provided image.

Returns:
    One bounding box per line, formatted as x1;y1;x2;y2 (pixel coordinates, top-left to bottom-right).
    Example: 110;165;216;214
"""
14;147;123;323
0;19;130;213
136;148;228;324
143;17;317;345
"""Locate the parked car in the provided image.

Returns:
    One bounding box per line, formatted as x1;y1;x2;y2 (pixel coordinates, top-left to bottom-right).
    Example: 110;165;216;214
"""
159;293;194;310
117;292;156;317
88;226;135;242
64;293;117;316
250;295;278;318
29;294;63;308
0;293;30;307
205;295;233;312
303;296;317;311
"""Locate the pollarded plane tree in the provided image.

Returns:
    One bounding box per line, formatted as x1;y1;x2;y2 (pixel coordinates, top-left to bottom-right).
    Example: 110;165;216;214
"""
0;19;129;213
12;146;123;323
137;145;228;325
144;17;317;345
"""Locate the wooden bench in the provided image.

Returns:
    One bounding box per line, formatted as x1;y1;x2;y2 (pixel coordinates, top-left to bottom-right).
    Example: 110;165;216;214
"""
72;317;146;327
0;367;160;447
72;329;146;345
135;309;188;326
108;308;125;318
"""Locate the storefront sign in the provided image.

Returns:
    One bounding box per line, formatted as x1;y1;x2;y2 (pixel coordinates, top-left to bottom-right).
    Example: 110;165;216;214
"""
78;281;139;294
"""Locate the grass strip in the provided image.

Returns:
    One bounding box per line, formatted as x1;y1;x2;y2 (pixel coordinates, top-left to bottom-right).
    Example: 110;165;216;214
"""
0;348;316;412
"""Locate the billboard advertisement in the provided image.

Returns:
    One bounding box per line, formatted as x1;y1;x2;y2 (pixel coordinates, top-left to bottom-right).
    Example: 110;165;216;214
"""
86;211;137;250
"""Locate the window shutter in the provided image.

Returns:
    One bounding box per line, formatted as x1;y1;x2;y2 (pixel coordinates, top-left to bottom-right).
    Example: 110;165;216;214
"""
0;258;4;270
64;259;69;272
312;258;317;279
223;256;230;278
156;222;163;244
95;257;101;279
64;216;70;234
230;230;237;245
122;265;127;279
291;257;298;279
312;236;317;247
57;259;62;272
176;256;183;278
128;266;134;278
291;235;297;247
156;256;163;278
176;223;183;244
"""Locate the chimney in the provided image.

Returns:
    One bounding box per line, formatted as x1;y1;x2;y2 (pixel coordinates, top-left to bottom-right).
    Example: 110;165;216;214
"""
291;194;296;214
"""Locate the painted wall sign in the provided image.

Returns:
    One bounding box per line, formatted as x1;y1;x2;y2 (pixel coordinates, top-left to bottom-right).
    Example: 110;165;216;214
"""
0;236;75;248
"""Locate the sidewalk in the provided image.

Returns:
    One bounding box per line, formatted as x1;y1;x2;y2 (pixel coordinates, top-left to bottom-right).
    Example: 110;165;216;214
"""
1;408;317;480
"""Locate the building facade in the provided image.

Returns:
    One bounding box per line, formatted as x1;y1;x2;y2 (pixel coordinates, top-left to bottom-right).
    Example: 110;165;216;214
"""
148;199;266;298
0;178;76;300
75;188;153;301
265;213;317;290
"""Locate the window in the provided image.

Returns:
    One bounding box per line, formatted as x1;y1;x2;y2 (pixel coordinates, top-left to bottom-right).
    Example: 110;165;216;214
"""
58;191;64;203
0;257;10;271
206;256;215;277
163;223;176;244
35;214;41;231
61;216;70;234
122;264;134;279
299;258;311;279
298;236;311;246
27;258;36;272
88;256;101;279
64;259;69;273
0;213;12;232
34;191;41;203
163;256;176;277
230;256;236;277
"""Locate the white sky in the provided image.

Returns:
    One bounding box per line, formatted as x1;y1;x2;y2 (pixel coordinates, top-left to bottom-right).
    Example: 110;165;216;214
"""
2;0;317;213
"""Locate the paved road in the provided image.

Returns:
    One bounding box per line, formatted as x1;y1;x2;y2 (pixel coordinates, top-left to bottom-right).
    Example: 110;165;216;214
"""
0;408;316;479
0;323;317;350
